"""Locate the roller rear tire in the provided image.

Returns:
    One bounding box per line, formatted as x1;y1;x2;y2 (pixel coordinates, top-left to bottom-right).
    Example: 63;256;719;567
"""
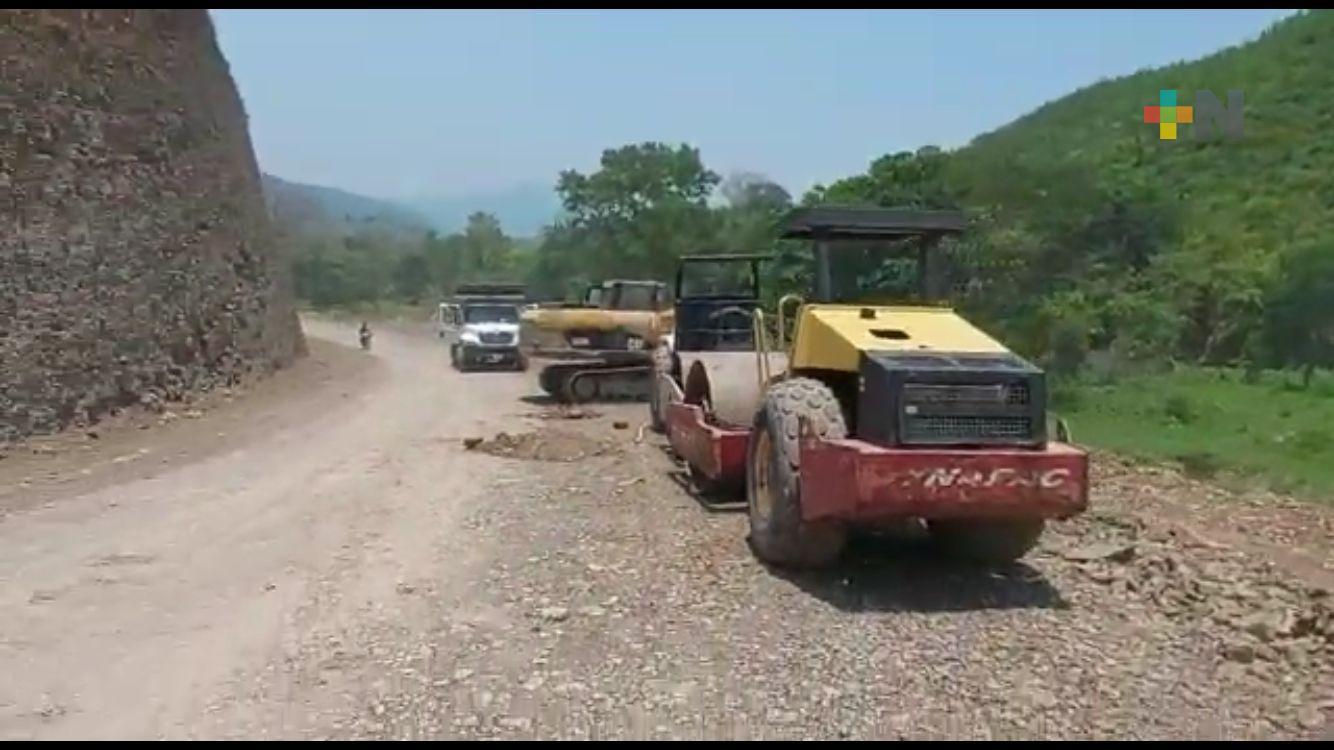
746;377;848;569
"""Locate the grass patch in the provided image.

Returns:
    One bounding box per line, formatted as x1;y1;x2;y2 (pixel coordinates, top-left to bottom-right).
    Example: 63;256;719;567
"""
1054;367;1334;503
1162;394;1198;425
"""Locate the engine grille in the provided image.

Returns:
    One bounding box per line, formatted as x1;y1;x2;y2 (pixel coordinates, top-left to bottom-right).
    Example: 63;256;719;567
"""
903;415;1033;442
902;382;1030;406
479;332;513;345
859;351;1048;448
899;382;1035;445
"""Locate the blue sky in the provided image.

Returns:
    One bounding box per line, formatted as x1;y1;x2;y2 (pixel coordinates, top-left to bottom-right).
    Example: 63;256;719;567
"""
212;10;1291;202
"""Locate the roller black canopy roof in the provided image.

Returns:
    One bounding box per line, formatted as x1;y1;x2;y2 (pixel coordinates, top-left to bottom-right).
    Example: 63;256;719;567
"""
779;206;966;241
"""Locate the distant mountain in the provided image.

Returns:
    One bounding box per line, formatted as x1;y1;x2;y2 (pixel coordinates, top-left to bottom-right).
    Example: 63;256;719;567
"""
261;174;430;237
261;174;561;238
404;183;562;238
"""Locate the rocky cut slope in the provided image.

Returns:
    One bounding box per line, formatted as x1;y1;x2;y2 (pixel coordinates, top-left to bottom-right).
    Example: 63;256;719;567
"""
0;10;304;441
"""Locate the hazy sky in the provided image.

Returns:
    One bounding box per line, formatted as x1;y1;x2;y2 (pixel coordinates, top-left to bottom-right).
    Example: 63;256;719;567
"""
212;10;1290;201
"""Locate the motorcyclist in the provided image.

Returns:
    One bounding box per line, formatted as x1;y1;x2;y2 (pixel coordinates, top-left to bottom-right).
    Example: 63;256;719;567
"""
358;321;372;349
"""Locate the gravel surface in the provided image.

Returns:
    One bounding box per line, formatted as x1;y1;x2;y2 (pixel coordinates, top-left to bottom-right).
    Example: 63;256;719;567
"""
1;321;1329;739
340;416;1332;740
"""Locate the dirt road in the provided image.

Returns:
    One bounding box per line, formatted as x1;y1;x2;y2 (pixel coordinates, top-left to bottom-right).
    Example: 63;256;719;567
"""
0;320;1329;739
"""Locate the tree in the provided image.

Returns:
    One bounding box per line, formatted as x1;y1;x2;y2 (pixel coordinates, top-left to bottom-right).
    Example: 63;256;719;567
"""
422;230;465;293
721;172;792;212
393;252;430;302
812;147;959;210
1264;240;1334;387
290;234;392;307
557;142;719;226
534;142;723;287
461;212;510;280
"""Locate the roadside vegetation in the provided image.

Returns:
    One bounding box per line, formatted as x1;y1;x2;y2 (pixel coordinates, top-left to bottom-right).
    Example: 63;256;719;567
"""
1052;367;1334;501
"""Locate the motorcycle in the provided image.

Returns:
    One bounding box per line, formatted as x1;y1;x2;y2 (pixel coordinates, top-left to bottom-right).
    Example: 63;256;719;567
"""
359;329;373;351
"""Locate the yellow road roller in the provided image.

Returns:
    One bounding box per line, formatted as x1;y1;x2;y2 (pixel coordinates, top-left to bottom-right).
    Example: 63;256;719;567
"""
661;207;1089;568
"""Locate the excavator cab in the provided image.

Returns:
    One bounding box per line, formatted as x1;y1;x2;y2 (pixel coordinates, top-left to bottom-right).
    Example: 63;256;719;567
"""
576;280;668;313
582;284;604;308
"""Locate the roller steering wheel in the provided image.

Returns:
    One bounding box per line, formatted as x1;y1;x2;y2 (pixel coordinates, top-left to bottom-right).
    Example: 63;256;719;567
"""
707;305;754;330
706;306;755;347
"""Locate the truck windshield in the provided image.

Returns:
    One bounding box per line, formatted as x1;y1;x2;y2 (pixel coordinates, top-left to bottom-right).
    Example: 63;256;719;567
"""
462;304;518;324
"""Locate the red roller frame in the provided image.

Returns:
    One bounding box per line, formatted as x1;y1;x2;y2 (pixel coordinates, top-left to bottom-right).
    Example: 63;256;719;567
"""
666;401;1089;523
665;401;749;485
798;431;1088;523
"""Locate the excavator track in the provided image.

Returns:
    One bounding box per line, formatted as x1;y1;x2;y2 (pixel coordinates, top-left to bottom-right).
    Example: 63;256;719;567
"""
538;360;653;403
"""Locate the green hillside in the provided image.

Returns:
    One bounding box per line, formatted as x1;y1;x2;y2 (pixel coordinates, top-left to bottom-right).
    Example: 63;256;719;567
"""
817;10;1333;372
966;7;1332;297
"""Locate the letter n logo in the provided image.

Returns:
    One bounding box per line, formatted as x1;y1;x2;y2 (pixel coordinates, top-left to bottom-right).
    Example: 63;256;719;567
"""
1193;90;1244;141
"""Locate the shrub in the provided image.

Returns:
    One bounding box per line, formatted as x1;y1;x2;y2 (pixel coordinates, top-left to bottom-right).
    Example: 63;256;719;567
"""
1049;380;1085;411
1048;320;1090;376
1163;394;1197;424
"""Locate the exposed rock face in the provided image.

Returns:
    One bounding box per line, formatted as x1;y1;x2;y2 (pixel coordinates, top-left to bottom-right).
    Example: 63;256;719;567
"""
0;10;305;441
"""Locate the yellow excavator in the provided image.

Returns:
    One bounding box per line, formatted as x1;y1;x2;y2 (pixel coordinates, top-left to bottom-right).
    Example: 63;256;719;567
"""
520;280;673;402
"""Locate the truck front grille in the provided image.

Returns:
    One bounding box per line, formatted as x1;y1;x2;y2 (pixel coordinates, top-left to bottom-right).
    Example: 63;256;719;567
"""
480;332;513;345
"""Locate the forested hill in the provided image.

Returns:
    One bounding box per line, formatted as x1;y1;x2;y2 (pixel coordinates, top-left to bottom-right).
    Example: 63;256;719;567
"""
261;173;430;237
817;9;1332;371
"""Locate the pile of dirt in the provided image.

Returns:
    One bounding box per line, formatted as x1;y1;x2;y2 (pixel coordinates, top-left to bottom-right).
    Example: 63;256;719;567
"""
466;430;614;462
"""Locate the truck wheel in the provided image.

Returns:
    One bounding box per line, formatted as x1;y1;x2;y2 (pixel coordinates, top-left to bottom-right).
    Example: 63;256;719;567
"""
746;377;847;569
928;519;1045;563
648;347;673;433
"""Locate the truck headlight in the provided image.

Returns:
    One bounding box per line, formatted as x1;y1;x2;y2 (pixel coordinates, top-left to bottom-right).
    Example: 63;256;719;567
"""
460;331;480;345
